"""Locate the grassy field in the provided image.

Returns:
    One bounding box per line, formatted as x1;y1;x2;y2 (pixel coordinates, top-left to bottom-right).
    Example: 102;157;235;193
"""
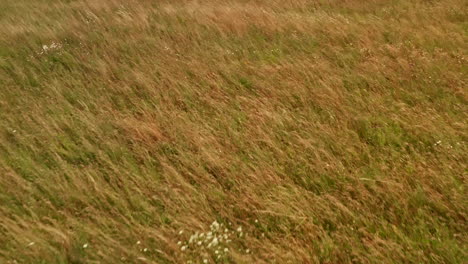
0;0;467;263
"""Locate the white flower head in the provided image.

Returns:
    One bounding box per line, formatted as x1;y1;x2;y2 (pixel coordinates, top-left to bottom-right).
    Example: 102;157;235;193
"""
189;234;198;244
83;243;88;249
210;220;220;231
209;237;219;247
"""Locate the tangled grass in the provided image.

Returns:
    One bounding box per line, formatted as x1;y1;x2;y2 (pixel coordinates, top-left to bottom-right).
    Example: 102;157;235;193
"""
0;0;466;263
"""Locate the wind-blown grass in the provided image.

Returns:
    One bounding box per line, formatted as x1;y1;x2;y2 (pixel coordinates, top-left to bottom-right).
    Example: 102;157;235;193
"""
0;0;466;263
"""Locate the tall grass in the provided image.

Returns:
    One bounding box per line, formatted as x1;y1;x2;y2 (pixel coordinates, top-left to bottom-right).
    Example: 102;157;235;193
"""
0;0;466;263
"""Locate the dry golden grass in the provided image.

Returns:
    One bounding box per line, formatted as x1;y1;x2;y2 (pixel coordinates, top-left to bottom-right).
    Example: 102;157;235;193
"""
0;0;467;263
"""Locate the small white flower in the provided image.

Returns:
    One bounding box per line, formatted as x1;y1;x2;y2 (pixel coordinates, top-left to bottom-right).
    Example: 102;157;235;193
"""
215;250;219;254
189;234;197;244
207;237;218;248
211;221;220;231
236;226;242;233
197;241;202;246
181;245;187;251
179;230;184;235
83;243;88;249
136;241;141;245
143;248;148;252
203;259;208;264
246;249;250;253
177;241;182;245
224;247;229;253
255;219;258;223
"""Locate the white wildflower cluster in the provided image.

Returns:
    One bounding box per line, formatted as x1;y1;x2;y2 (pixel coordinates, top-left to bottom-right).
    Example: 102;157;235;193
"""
135;240;150;254
433;140;456;150
38;42;62;55
177;220;252;263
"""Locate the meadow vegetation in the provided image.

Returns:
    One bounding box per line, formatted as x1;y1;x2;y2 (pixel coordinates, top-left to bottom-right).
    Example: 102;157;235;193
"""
0;0;467;263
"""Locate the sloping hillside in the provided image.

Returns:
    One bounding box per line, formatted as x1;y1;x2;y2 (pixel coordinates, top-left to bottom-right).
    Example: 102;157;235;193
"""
0;0;466;263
